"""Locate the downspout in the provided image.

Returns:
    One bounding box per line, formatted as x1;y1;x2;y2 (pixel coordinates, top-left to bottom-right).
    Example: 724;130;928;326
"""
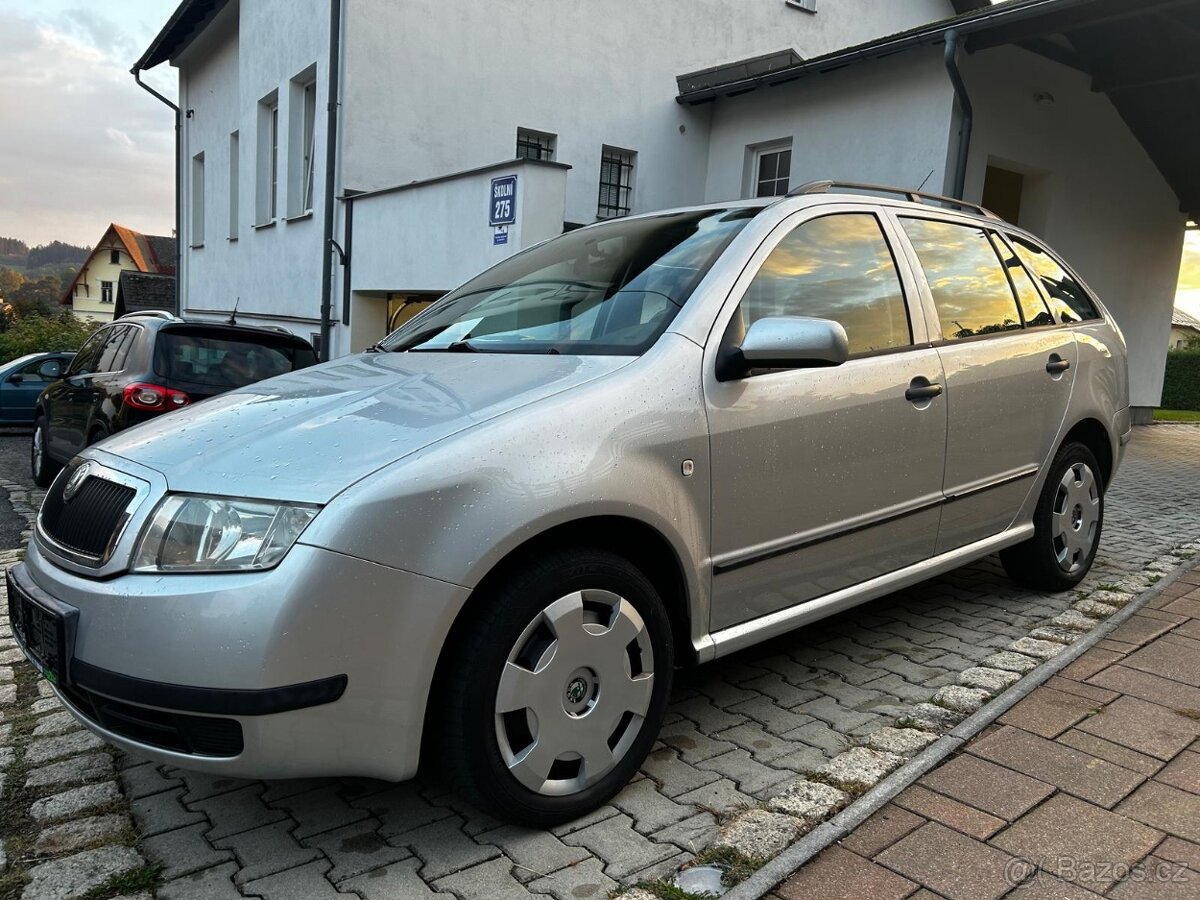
132;68;181;316
943;29;973;201
318;0;343;361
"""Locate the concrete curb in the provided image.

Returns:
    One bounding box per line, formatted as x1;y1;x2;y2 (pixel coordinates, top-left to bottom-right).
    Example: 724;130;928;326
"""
725;557;1195;900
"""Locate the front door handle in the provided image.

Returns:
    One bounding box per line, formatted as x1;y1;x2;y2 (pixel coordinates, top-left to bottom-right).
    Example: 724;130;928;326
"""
905;378;944;403
1046;355;1071;375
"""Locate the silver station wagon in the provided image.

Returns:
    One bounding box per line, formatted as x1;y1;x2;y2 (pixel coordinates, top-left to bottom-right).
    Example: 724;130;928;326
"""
10;182;1129;825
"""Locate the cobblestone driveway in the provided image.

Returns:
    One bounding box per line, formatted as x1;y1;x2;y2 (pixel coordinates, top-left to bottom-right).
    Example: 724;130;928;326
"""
11;428;1200;899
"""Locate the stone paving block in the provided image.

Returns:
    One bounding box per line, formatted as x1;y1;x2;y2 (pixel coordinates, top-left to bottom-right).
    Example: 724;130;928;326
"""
674;777;757;818
268;783;369;840
671;695;748;733
695;747;793;797
638;747;719;798
241;859;359;900
959;666;1022;694
432;856;535;899
841;804;926;859
157;863;243;900
118;761;180;799
860;672;936;704
715;721;797;763
609;777;692;834
191;784;287;841
527;856;618;900
174;772;257;804
712;808;801;860
33;813;130;856
23;729;104;766
141;821;234;881
26;753;114;792
1075;695;1200;761
817;747;903;792
933;684;991;713
901;702;965;732
1051;609;1102;633
352;782;455;840
23;845;144;900
772;742;834;774
879;821;1016;900
727;695;816;737
399;815;500;880
782;718;852;756
301;818;411;883
29;696;62;715
1073;598;1119;618
30;780;120;823
1117;781;1200;843
688;674;758;708
474;823;587;882
998;686;1101;738
1009;637;1067;660
740;672;821;707
766;779;847;822
560;812;676;881
893;784;1005;840
547;804;619;838
30;710;78;739
1056;728;1163;777
801;679;888;713
653;811;720;853
340;858;448;899
920;754;1054;821
1157;750;1200;795
131;787;206;838
1043;675;1118;704
993;794;1163;891
777;844;919;900
656;719;737;763
1089;665;1200;711
867;726;938;756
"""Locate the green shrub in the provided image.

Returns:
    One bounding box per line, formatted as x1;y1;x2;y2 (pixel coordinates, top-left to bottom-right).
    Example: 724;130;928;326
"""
0;312;97;365
1162;350;1200;411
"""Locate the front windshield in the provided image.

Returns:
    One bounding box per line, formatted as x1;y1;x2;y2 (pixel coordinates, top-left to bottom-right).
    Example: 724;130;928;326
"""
381;207;757;355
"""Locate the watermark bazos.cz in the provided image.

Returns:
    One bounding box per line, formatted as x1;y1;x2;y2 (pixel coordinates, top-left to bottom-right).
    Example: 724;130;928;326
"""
1005;856;1191;887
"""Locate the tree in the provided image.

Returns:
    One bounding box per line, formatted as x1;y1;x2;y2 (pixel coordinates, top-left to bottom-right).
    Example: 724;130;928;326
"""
0;266;22;300
10;274;62;318
0;311;97;365
26;241;89;271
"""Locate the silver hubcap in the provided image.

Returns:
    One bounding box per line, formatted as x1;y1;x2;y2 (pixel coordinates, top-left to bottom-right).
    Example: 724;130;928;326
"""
32;428;42;475
495;589;655;796
1052;462;1100;574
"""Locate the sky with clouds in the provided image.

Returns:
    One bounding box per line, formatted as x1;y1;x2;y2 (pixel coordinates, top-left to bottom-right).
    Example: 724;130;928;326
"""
0;0;179;249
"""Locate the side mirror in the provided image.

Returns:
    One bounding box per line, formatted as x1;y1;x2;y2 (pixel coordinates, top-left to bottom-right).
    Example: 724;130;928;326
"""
38;360;63;380
732;316;850;375
6;374;22;384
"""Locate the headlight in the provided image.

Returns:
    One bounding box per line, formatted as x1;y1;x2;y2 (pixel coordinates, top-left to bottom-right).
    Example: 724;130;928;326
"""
132;495;320;573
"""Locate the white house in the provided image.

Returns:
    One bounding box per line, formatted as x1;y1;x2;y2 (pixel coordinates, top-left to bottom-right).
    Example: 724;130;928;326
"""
135;0;1196;419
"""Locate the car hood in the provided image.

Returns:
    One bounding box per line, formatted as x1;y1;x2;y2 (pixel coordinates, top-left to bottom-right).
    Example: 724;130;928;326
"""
98;351;633;503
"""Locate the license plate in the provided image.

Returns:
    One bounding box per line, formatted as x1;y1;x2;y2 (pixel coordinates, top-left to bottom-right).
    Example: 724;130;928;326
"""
6;569;70;685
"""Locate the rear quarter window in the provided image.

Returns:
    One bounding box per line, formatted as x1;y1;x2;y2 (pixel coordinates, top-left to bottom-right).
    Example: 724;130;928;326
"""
154;329;317;389
1009;236;1100;323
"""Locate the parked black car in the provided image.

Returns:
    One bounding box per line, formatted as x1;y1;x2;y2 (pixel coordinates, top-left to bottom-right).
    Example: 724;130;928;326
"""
32;312;318;486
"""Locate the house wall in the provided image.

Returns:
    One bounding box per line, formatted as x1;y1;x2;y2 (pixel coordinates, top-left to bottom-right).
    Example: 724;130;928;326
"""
175;0;332;340
702;49;958;202
68;245;133;323
961;45;1187;409
1170;326;1199;351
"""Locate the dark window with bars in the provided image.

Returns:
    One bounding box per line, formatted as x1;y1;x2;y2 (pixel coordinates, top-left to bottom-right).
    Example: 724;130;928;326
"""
597;147;634;219
755;145;792;197
516;129;555;161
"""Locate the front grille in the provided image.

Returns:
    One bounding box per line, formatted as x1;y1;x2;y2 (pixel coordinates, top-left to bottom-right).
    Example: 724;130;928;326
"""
60;683;244;757
40;471;136;560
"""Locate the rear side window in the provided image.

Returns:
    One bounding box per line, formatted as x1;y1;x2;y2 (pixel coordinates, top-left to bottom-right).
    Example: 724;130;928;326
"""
95;326;133;372
1009;236;1100;323
900;218;1022;341
740;213;911;355
154;329;318;389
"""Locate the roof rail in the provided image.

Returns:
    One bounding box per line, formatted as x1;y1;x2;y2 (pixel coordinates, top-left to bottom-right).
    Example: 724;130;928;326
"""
787;180;1001;219
118;310;181;321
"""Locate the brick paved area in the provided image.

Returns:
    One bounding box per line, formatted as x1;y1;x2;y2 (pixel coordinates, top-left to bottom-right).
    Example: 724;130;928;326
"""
775;562;1200;900
119;425;1200;899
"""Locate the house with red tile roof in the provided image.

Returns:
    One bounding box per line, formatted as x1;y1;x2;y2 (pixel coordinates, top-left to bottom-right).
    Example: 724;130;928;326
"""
59;224;176;323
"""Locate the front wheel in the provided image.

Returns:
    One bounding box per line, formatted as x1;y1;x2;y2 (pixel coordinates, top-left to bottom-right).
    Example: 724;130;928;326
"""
1001;441;1104;591
439;548;674;827
31;416;60;488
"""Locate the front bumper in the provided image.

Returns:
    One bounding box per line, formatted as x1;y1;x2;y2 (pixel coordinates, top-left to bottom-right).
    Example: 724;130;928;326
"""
14;540;470;781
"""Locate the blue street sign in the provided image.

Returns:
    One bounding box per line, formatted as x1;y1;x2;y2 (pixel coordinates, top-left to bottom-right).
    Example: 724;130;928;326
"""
490;176;517;226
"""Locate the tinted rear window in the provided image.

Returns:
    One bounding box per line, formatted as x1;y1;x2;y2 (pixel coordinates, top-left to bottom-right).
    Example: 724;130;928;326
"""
154;329;317;389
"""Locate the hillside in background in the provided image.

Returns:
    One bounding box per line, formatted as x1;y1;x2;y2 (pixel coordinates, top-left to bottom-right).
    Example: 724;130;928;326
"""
0;237;90;276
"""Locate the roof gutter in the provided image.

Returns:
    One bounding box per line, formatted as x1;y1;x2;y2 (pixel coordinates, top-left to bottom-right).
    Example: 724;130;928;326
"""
318;0;343;362
132;68;181;317
944;29;973;201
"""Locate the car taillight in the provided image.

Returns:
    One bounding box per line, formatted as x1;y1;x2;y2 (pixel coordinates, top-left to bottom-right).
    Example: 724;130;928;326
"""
122;382;191;413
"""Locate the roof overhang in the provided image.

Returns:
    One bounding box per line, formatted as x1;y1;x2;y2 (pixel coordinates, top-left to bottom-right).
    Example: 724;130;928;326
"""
133;0;232;71
677;0;1200;220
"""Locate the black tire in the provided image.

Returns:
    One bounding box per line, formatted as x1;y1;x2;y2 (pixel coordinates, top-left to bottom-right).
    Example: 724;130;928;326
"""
31;416;60;488
1001;441;1104;591
439;548;674;827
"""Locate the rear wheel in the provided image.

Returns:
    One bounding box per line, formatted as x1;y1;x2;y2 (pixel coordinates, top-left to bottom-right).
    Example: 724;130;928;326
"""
439;548;673;826
31;416;60;488
1001;441;1103;591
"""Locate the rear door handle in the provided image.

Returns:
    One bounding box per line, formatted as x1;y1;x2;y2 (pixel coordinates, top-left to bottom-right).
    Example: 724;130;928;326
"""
905;378;944;403
1046;355;1071;375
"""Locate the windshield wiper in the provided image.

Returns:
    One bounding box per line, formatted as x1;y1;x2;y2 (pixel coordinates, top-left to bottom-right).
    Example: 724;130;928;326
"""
365;340;388;353
409;339;482;353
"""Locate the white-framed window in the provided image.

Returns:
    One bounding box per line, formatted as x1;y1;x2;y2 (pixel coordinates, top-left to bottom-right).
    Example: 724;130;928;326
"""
100;281;113;304
288;66;318;217
190;152;205;246
749;140;792;198
516;128;556;161
597;146;635;219
229;131;239;239
256;91;279;224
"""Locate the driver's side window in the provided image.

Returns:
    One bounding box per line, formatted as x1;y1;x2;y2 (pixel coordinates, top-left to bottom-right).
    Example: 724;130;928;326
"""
740;213;912;356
